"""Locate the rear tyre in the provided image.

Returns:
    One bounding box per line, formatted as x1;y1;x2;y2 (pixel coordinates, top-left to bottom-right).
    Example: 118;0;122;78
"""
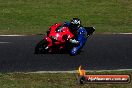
35;39;49;54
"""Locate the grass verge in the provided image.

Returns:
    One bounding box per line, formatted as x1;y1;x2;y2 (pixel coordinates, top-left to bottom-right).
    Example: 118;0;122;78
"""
0;0;132;34
0;71;131;88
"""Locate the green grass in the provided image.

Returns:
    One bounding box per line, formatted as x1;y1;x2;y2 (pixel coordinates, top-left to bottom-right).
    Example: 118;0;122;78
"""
0;71;131;88
0;0;132;34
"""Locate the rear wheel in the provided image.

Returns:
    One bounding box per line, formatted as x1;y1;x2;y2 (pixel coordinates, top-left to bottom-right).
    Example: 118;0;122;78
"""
35;39;49;54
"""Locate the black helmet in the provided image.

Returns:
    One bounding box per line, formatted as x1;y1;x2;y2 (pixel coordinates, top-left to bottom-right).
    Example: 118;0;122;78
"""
70;18;81;29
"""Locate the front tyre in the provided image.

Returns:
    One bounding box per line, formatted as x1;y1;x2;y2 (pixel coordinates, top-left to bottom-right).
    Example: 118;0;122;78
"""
35;39;49;54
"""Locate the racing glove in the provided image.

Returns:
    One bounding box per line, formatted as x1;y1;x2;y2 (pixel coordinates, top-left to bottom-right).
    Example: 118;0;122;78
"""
69;39;79;44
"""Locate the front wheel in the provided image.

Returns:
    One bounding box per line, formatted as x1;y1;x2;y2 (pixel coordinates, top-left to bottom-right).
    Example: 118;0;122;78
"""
34;39;49;54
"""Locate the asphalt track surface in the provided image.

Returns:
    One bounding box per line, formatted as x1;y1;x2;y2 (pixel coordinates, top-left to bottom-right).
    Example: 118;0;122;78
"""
0;34;132;72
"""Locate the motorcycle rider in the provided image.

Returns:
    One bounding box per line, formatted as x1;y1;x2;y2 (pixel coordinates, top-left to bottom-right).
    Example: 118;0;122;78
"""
45;18;88;55
64;18;88;55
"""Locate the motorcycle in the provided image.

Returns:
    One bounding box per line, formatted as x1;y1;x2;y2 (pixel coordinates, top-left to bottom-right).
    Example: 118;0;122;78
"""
34;23;95;54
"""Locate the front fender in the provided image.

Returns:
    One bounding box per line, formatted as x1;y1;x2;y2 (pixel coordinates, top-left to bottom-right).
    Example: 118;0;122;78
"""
43;36;52;47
